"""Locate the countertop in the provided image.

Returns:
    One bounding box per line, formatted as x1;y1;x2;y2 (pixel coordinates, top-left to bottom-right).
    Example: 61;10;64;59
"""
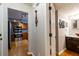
66;35;79;38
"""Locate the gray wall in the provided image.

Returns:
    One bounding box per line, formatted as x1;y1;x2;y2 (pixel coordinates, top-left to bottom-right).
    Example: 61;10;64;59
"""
31;3;49;56
0;5;2;56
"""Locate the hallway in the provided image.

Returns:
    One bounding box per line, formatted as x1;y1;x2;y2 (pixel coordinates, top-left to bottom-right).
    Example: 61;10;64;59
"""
8;39;29;56
1;3;79;56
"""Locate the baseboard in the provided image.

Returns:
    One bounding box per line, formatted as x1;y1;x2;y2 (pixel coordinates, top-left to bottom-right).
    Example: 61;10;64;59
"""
27;52;35;56
59;48;66;55
31;52;35;56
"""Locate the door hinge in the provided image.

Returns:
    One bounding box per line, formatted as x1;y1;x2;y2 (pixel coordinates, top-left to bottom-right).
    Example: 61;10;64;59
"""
49;6;52;10
49;33;52;37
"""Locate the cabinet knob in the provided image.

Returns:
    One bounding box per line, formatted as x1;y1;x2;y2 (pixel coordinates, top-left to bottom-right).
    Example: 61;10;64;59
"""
77;46;79;48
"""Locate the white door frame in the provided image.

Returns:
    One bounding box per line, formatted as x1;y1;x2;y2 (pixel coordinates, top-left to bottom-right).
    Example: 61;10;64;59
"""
51;3;56;56
47;3;59;56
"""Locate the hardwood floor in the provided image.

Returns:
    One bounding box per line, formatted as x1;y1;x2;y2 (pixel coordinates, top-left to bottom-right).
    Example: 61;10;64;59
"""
8;39;31;56
9;39;79;56
60;50;79;56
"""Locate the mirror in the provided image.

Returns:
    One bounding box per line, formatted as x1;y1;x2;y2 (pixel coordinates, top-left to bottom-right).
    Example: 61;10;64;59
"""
72;20;77;29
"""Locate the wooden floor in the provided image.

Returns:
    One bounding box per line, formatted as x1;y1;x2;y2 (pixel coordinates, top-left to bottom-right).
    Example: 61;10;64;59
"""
9;39;79;56
8;39;31;56
60;50;79;56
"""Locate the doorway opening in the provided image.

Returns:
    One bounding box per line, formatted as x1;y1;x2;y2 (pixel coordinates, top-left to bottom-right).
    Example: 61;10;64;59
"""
8;8;29;56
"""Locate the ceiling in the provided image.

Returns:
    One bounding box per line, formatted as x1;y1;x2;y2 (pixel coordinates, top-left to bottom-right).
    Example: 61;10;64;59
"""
54;3;79;9
24;3;33;6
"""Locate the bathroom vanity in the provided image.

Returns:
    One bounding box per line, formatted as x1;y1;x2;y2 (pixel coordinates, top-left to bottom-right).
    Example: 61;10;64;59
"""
66;35;79;53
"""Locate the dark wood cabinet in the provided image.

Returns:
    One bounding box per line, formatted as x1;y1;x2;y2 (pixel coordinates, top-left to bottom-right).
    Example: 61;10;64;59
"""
66;36;79;53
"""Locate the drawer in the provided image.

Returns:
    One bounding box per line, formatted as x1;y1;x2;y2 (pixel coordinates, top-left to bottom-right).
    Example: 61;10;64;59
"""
71;40;79;45
73;45;79;53
66;42;79;53
66;37;79;44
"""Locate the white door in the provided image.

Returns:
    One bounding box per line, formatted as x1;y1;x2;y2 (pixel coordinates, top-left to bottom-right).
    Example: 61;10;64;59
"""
0;5;3;56
50;4;56;56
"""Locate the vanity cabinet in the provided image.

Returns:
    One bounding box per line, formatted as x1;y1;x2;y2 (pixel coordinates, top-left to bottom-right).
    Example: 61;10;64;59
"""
66;36;79;53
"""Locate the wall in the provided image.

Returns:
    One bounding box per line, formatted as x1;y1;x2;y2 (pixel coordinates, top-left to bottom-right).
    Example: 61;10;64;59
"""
1;3;33;56
56;3;79;53
0;5;3;56
30;3;50;56
31;3;56;56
